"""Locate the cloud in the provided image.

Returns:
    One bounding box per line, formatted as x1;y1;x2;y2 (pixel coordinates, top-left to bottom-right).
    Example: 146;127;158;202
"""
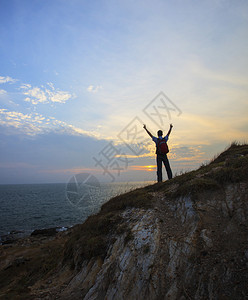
87;85;102;93
0;108;101;138
170;145;205;163
0;78;75;107
0;162;36;169
20;82;74;105
23;87;47;104
0;128;108;184
0;76;17;84
38;167;98;175
129;165;156;171
0;89;7;95
46;88;72;103
0;109;44;135
20;83;32;89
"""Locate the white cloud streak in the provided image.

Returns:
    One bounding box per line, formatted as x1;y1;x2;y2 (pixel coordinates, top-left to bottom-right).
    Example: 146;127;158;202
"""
0;76;74;106
0;76;17;84
0;89;7;95
0;108;100;139
20;83;74;105
23;87;47;104
87;85;102;93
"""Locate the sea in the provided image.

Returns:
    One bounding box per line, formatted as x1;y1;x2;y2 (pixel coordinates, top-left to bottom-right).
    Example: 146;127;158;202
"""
0;181;154;241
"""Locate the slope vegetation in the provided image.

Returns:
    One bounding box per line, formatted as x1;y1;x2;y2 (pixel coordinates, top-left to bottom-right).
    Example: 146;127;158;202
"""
0;143;248;299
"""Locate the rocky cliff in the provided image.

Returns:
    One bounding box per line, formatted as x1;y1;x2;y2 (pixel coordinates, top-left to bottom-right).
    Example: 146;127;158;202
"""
0;143;248;299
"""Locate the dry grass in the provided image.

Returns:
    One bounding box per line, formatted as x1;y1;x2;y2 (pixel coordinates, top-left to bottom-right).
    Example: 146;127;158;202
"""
0;237;65;299
63;143;248;265
63;189;154;268
146;143;248;197
172;177;220;197
1;142;248;298
101;188;154;212
210;142;248;164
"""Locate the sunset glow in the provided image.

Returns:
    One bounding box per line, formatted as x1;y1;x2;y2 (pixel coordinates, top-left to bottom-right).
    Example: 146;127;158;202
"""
0;1;247;183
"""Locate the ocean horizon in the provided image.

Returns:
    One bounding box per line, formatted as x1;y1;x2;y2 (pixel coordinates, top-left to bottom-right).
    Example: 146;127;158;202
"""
0;181;154;240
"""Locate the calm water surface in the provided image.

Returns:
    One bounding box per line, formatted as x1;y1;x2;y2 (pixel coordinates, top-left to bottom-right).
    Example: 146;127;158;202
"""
0;181;153;237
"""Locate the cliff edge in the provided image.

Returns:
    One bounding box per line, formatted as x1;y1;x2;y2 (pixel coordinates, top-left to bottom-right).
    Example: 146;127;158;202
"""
0;143;248;299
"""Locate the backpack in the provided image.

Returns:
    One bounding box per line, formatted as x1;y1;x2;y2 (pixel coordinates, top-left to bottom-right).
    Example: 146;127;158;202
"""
157;138;169;154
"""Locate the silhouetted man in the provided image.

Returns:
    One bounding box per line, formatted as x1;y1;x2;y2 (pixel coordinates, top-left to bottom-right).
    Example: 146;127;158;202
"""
143;124;173;182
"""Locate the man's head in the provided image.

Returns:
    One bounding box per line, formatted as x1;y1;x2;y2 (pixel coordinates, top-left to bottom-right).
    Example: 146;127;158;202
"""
157;130;163;137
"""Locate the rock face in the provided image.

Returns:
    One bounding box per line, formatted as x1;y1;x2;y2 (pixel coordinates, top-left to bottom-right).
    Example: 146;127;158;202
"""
58;184;248;300
0;143;248;299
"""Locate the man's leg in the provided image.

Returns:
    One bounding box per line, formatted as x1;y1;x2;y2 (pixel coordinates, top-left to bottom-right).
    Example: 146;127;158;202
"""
162;155;173;180
156;155;163;182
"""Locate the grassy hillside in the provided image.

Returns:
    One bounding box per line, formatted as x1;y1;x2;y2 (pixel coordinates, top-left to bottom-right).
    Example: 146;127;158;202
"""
0;142;247;299
64;143;248;265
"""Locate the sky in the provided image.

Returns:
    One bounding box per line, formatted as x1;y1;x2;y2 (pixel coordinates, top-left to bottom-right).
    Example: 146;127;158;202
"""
0;0;247;184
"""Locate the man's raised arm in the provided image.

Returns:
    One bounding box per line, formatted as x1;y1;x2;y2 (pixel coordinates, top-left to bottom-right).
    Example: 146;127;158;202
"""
166;124;173;137
143;124;153;138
